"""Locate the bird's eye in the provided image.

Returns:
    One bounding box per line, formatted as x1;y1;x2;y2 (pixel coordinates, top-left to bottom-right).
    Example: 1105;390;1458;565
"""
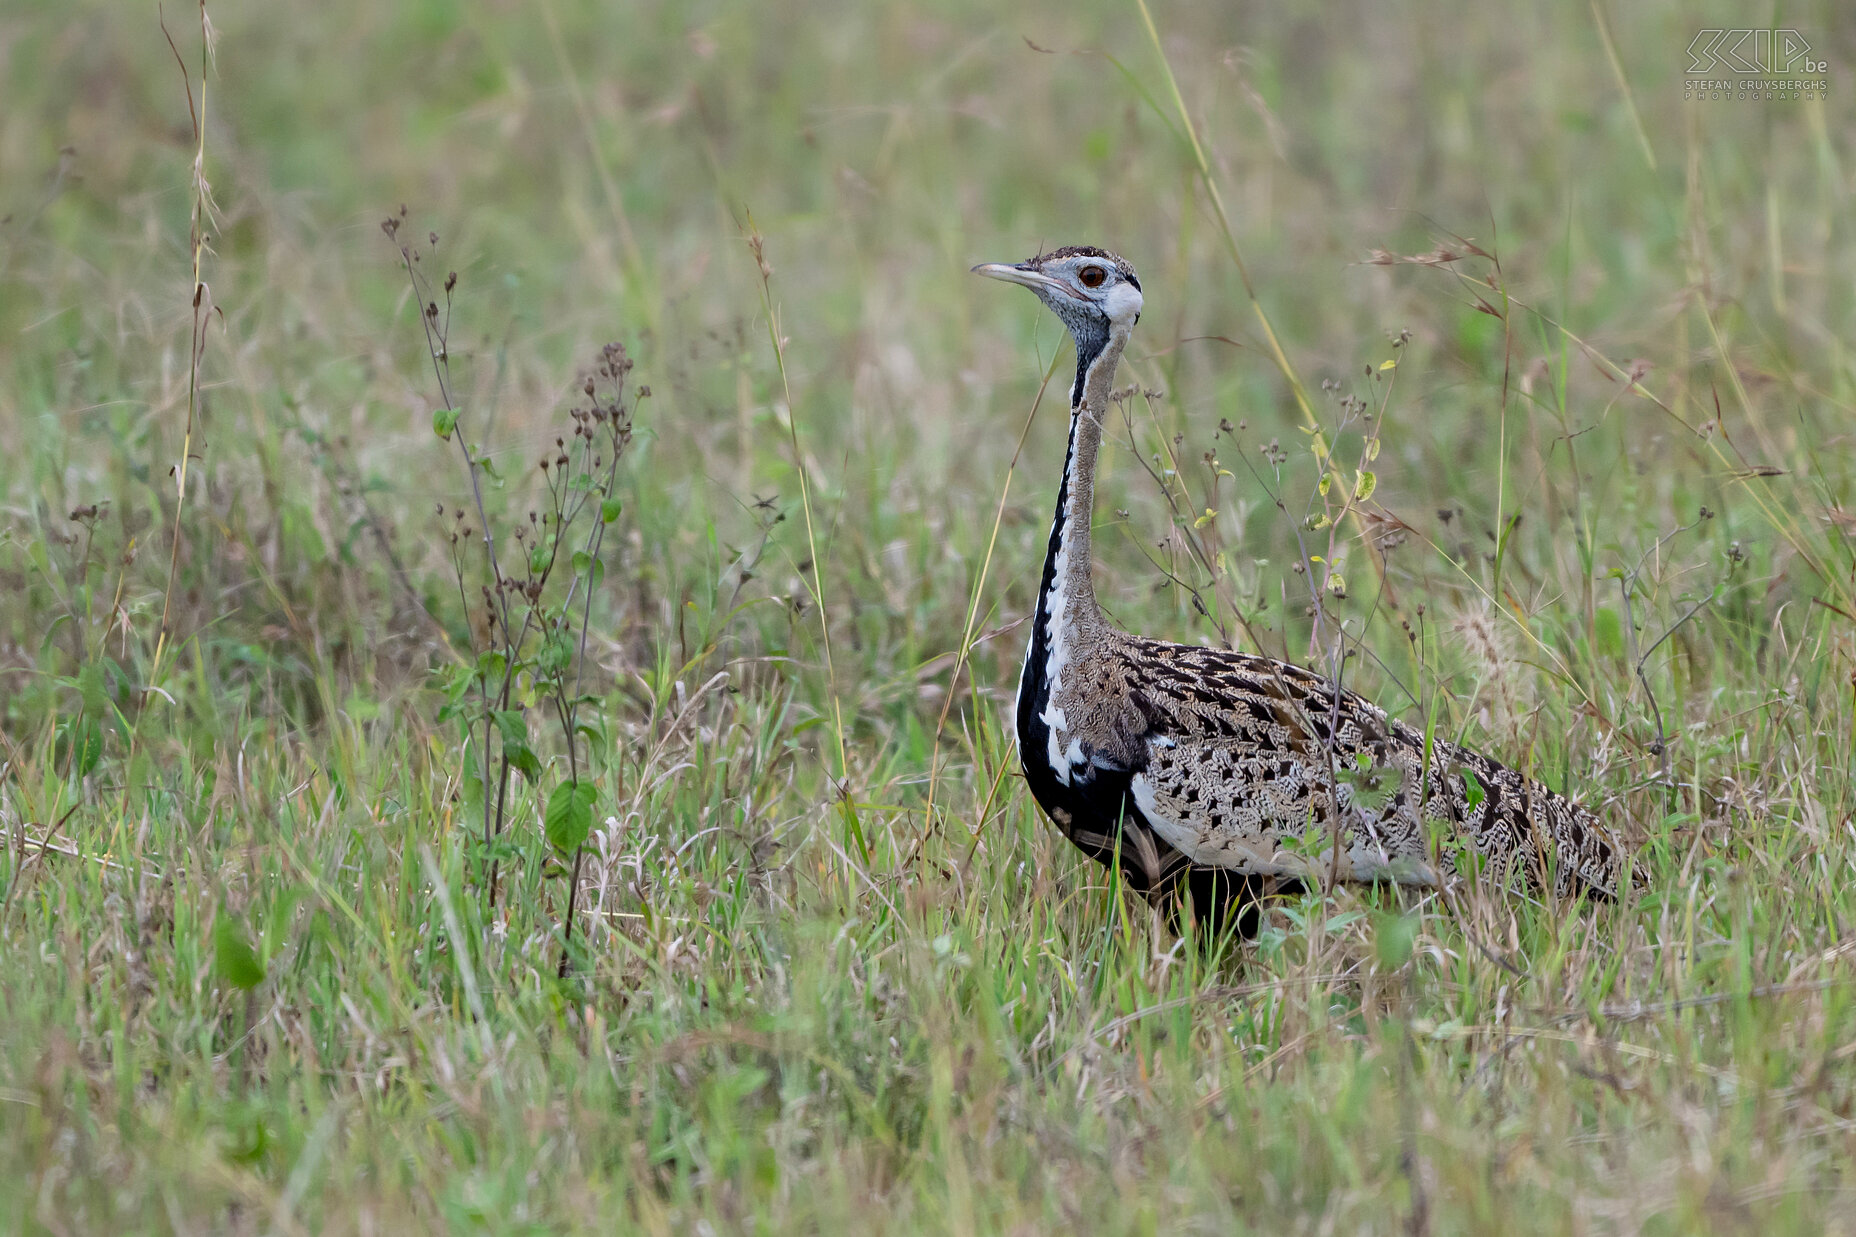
1079;266;1107;288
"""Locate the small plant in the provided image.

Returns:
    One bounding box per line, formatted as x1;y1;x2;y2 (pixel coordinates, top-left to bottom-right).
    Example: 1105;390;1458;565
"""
383;211;645;971
1118;340;1413;896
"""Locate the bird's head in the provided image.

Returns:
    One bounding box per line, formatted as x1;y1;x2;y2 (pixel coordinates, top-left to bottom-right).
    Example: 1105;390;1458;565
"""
972;246;1142;330
972;245;1142;407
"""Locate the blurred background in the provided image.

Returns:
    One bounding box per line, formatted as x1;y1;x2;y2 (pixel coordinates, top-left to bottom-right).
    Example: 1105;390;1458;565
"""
3;0;1852;710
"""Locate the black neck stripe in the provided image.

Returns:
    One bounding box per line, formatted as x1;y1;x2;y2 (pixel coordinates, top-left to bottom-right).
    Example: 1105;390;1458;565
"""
1070;320;1108;408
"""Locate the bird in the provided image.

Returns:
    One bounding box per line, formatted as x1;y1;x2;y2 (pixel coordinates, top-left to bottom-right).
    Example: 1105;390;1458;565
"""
973;245;1632;932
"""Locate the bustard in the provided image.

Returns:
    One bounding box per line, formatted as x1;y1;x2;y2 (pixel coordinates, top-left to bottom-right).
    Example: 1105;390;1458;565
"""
974;245;1631;930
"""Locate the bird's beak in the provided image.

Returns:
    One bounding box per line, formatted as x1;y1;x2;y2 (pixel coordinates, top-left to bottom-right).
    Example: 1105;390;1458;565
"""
971;261;1083;301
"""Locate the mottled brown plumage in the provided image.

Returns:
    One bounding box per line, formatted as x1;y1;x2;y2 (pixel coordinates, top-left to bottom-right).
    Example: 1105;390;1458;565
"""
973;245;1631;925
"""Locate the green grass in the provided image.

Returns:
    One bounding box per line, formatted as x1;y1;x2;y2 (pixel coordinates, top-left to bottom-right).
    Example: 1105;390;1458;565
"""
4;0;1856;1231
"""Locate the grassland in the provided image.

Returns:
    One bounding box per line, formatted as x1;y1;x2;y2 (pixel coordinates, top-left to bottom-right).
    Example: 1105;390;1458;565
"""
3;0;1856;1231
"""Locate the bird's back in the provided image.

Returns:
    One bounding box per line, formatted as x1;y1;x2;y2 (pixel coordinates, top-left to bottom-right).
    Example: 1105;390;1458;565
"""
1045;631;1629;898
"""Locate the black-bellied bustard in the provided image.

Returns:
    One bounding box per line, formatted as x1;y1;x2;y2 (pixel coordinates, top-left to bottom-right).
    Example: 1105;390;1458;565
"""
973;246;1631;930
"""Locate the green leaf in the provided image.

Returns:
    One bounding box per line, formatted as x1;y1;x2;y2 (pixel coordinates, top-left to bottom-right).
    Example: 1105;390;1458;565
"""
78;662;108;716
1337;754;1396;813
491;709;527;747
432;407;458;440
480;834;524;865
529;541;551;576
504;741;541;782
37;614;71;663
213;910;267;991
1374;910;1417;971
601;497;622;524
490;710;541;781
461;741;486;810
1594;606;1624;659
536;631;574;678
1463;769;1486;812
1354;469;1376;502
224;1118;274;1166
55;716;103;778
544;779;598;855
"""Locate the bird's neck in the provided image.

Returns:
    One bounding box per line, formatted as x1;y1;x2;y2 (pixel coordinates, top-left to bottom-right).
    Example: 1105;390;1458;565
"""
1030;324;1129;675
1047;405;1104;628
